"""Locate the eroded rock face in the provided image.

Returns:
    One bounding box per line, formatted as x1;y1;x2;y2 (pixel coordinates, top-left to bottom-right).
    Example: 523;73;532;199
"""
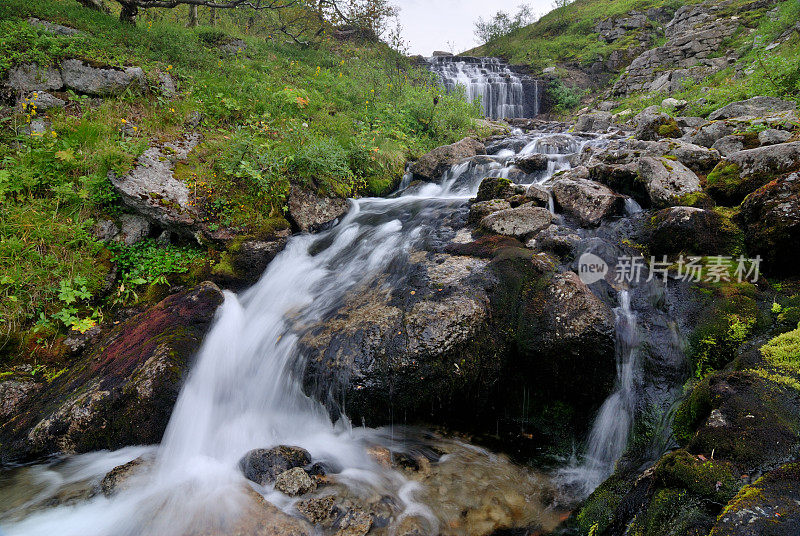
637;156;702;207
550;168;624;226
287;187;349;233
109;134;201;237
479;204;555;240
708;96;797;121
274;467;316;496
409;138;486;181
706;142;800;204
641;206;740;256
735;172;800;276
0;283;224;464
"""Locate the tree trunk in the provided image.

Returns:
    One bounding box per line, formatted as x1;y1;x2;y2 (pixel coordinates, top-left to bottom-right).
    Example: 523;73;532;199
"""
119;2;139;24
188;4;198;27
75;0;110;13
209;7;217;26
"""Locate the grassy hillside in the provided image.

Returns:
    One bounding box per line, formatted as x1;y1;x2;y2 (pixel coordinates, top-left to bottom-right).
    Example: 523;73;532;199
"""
0;0;483;361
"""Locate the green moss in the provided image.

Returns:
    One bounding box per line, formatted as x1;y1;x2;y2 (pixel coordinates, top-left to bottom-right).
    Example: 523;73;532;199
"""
654;450;740;504
577;473;628;535
706;162;743;197
675;191;716;209
211;252;236;279
761;326;800;374
657;119;681;138
673;378;713;445
628;488;711;536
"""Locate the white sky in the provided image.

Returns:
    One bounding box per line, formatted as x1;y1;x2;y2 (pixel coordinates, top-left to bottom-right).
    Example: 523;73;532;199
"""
396;0;554;56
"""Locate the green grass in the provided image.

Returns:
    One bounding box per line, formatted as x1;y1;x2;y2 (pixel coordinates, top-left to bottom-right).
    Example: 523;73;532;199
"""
0;0;483;357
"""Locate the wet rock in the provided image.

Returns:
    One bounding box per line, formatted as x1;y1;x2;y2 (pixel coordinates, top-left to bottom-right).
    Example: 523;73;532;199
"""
109;134;200;237
575;111;612;132
512;153;548;173
0;381;41;422
0;283;225;464
287;187;349;233
758;128;792;146
239;446;312;486
468;199;512;224
218;234;290;289
335;507;372;536
524;183;551;207
527;224;581;257
275;467;316;496
485;137;527;155
63;325;102;356
708;96;797;120
100;456;152;497
409;138;486;181
550;167;624;226
642;206;740;256
480;204;555;240
706;142;800;204
60;59;145;96
712;462;800;536
5;63;63;93
735;172;800;276
475;176;514;202
637;156;702;207
296;496;340;526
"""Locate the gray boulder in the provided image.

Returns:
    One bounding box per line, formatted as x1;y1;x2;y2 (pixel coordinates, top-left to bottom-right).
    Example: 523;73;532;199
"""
550;168;624;226
17;91;65;111
708;96;797;120
480;204;555;240
712;135;746;157
409;138;486;181
468;199;511;224
117;213;152;245
60;59;145;96
513;153;549;173
637;156;702;207
27;17;84;36
109;134;200;236
631;138;721;173
575;111;612;132
635;110;681;141
707;142;800;203
758;128;792;146
6;63;63;93
287;187;349;233
642;206;740;256
683;120;737;148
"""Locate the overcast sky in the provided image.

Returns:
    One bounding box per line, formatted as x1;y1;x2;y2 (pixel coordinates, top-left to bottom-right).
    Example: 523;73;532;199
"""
396;0;554;56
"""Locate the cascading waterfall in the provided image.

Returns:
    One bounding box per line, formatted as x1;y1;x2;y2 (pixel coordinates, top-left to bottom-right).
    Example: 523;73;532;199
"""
427;56;541;119
558;290;642;496
1;128;655;535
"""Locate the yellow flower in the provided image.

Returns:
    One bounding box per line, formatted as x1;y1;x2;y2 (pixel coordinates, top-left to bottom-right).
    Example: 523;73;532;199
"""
51;131;57;138
121;118;127;123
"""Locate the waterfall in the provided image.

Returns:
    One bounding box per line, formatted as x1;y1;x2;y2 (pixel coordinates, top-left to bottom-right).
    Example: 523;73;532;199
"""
2;129;624;536
427;56;541;119
558;290;642;496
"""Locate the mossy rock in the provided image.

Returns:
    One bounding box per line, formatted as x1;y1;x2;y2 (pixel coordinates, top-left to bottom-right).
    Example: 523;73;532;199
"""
657;118;682;139
475;176;513;202
675;191;716;209
653;450;740;504
705;162;747;205
628;487;715;536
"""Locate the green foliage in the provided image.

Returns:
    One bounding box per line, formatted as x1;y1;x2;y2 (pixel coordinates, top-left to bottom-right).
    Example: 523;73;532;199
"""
549;79;583;113
654;450;740;504
110;240;203;286
760;326;800;375
673;378;712;445
577;473;627;535
475;5;537;44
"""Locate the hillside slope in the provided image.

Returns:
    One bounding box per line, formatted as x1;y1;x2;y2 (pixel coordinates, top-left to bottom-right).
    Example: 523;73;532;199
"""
0;0;487;366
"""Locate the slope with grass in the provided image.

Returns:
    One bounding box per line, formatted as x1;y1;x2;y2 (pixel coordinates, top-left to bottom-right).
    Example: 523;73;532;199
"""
0;0;485;368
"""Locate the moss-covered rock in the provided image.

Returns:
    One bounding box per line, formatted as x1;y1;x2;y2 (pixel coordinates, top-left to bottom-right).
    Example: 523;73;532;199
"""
0;282;224;464
475;176;513;202
640;206;741;258
706;143;800;205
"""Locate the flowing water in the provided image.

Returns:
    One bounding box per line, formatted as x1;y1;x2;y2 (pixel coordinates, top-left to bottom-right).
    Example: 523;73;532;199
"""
427;56;541;119
0;128;678;534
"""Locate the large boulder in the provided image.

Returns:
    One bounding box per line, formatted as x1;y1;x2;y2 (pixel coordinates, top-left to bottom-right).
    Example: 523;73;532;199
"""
631;138;721;173
683;120;737;148
239;446;312;486
706;142;800;204
634;110;681;141
480;204;555;240
60;59;145;96
575;111;612;132
474;176;513;202
711;462;800;536
637;156;702;207
708;96;797;121
287;187;349;233
550;168;624;226
0;282;224;464
735;172;800;276
108;134;201;236
409;138;486;181
642;206;741;257
5;63;63;93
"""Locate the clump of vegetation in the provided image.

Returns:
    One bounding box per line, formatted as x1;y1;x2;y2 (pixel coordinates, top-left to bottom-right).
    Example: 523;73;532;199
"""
760;324;800;374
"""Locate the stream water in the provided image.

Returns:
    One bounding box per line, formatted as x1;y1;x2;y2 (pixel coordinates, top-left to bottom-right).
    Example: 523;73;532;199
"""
0;128;684;535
